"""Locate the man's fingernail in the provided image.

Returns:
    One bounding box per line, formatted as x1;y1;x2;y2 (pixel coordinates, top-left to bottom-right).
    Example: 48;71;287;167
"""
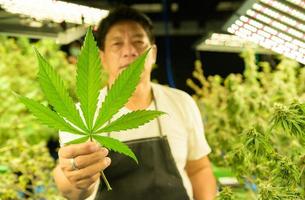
102;148;109;155
105;157;111;166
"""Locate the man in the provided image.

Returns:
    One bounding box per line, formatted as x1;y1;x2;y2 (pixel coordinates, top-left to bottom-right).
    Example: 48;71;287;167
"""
53;6;216;200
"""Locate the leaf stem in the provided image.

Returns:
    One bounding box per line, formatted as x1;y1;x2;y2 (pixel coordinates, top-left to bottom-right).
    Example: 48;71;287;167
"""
90;134;112;191
100;171;112;191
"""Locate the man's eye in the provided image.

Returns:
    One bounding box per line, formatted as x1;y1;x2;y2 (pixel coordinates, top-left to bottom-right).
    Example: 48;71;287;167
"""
134;41;144;45
113;42;122;46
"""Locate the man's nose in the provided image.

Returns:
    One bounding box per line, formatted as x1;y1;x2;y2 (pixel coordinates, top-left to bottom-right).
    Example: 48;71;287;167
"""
122;42;138;58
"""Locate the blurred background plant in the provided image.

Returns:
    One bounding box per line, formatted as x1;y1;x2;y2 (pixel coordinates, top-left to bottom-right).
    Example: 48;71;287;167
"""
0;138;65;200
188;49;305;199
0;36;77;144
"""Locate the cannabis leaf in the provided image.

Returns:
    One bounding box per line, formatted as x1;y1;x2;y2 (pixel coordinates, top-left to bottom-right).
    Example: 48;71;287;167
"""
76;29;102;131
96;110;165;133
270;103;305;139
19;96;84;135
20;27;165;190
242;127;272;158
92;49;149;132
35;48;88;132
66;135;90;145
92;135;138;164
217;186;236;200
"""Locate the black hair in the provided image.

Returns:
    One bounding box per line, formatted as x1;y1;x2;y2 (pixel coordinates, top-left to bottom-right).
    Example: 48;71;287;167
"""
95;5;155;50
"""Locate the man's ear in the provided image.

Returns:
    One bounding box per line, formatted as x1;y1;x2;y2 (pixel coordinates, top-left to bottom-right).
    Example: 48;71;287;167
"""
151;44;157;63
99;50;108;71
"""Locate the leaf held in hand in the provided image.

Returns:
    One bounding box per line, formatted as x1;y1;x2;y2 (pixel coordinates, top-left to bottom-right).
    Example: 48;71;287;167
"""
76;27;102;131
20;96;84;135
35;48;87;132
92;135;138;164
93;49;150;131
96;110;165;133
65;136;90;145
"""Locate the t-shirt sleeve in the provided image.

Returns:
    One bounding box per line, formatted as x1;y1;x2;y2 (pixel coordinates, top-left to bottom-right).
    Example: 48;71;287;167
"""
185;94;211;160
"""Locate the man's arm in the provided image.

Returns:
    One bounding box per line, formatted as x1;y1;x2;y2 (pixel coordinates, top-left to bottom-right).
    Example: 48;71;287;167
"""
185;156;217;200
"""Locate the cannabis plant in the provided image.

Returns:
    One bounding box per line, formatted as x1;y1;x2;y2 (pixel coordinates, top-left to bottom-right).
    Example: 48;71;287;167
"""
216;186;237;200
19;27;164;190
0;35;84;144
188;49;305;199
0;138;65;200
0;36;81;199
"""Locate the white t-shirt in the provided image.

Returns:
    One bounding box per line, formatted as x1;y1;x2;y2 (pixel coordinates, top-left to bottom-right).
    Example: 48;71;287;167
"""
59;82;211;199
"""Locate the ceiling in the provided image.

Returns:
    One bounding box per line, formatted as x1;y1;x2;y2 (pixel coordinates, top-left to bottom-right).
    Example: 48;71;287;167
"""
64;0;245;35
0;0;245;42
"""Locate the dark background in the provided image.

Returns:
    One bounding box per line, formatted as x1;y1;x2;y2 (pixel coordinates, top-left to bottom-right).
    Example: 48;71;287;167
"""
154;36;245;93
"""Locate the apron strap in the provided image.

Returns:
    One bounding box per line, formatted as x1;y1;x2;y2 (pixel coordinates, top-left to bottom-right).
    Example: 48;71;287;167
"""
106;85;165;138
152;88;164;137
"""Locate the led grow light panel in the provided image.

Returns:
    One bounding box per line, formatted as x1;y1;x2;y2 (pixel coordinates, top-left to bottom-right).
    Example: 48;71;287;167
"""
196;33;272;53
0;0;109;25
224;0;305;64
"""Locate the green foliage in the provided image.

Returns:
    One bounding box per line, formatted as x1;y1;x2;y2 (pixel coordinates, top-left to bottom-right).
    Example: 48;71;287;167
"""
242;127;272;158
257;180;301;200
0;35;78;144
76;29;102;131
35;48;88;132
19;96;84;134
0;138;65;200
66;135;90;145
96;110;165;133
217;187;237;200
270;103;305;140
188;49;305;199
92;135;138;163
93;47;151;132
0;35;99;199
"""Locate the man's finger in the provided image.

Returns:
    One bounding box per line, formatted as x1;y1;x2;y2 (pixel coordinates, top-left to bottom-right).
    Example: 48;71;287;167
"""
59;141;100;158
61;148;109;171
73;148;109;170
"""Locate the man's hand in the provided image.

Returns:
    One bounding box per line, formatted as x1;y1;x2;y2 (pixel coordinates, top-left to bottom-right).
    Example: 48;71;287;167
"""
58;141;111;190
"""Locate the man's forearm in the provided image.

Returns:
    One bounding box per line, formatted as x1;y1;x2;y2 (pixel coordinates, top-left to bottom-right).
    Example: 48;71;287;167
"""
186;156;217;200
189;166;217;200
53;165;97;200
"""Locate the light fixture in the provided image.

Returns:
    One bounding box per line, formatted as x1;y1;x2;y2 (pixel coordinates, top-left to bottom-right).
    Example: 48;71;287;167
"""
0;0;109;25
196;33;272;54
223;0;305;64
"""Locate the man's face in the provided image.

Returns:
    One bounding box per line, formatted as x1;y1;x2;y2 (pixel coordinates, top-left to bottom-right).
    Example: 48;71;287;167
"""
100;20;157;85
